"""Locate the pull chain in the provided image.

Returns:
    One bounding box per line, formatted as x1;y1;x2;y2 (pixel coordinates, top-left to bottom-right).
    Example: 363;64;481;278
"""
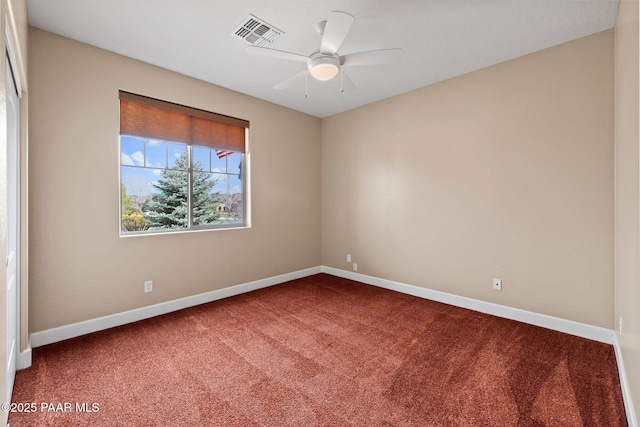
305;72;309;98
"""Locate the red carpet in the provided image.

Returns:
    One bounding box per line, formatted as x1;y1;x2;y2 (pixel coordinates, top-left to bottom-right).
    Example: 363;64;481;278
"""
8;274;627;426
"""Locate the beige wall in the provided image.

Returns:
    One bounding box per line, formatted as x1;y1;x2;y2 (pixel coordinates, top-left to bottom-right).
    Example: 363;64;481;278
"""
615;0;640;421
28;28;321;332
322;30;614;328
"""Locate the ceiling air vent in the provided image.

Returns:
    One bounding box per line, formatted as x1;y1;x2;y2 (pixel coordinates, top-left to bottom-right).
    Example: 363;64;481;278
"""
232;14;283;47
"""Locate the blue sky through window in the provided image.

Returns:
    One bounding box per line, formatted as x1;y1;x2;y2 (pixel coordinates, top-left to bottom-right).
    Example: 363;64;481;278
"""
120;135;243;201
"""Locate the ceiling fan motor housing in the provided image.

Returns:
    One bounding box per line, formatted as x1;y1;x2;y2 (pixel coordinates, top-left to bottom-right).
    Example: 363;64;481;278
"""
307;52;340;81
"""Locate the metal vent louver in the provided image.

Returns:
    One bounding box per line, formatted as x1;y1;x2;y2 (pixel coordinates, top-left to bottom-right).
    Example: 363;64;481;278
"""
232;14;283;47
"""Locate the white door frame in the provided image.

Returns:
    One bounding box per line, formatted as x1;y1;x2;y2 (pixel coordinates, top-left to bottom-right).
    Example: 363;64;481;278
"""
5;23;22;405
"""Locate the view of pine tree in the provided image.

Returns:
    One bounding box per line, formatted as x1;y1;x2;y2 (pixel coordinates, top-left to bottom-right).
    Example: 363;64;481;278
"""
120;182;147;231
192;170;222;225
145;151;220;229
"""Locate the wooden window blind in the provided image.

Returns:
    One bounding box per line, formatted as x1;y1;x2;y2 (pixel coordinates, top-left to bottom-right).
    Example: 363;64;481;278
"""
119;91;249;152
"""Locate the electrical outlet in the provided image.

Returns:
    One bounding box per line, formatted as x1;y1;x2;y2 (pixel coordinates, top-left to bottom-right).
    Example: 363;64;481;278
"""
353;263;358;272
144;280;153;293
346;254;351;262
492;278;502;291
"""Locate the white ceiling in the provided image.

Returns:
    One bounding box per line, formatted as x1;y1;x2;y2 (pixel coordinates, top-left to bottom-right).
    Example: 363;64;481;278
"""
26;0;619;118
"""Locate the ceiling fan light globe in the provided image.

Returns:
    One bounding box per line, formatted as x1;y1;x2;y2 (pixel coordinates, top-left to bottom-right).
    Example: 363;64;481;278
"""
308;54;340;81
310;63;339;81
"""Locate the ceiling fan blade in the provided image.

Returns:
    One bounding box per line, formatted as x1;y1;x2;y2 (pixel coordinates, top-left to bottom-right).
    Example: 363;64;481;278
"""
320;11;354;54
274;70;308;90
341;48;404;67
331;71;356;93
245;46;308;62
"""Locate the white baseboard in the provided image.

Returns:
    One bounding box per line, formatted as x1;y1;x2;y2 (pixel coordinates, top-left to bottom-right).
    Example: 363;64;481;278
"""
321;266;614;344
30;266;322;348
17;346;31;370
31;265;615;348
614;333;638;427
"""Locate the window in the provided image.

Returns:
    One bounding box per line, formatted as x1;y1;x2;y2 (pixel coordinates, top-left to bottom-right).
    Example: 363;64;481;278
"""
119;91;249;234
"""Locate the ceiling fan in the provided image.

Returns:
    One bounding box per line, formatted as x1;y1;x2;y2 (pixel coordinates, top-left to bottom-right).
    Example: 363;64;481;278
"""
245;11;403;94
